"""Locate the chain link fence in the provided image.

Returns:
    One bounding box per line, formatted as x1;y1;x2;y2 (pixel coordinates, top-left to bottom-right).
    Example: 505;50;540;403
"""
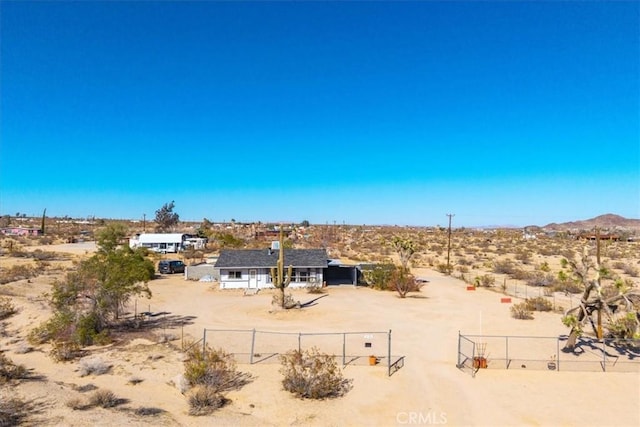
201;328;404;376
457;332;640;375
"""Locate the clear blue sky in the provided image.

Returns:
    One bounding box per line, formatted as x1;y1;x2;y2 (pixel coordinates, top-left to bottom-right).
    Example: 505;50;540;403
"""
1;1;638;227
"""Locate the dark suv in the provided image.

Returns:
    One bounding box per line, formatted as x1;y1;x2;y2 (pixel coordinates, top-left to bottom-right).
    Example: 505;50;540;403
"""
158;260;185;274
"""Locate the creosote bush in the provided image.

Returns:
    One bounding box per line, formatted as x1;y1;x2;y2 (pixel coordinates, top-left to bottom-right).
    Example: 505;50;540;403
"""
510;302;534;320
183;345;252;393
525;297;553;312
280;347;353;399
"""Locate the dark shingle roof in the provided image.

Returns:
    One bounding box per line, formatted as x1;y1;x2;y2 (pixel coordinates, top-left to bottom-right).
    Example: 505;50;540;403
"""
214;249;328;269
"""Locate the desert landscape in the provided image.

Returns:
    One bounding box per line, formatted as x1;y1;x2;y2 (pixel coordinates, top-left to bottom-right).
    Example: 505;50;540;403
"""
1;214;639;426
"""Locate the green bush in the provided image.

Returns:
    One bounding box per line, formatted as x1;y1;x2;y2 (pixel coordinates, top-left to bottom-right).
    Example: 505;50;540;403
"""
280;347;352;399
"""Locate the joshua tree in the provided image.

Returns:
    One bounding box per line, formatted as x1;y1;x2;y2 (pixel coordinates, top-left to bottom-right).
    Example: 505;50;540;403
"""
154;201;179;232
562;246;640;350
391;236;416;270
270;229;294;309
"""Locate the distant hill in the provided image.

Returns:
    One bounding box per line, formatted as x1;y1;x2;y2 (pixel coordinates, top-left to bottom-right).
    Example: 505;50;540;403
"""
543;214;640;232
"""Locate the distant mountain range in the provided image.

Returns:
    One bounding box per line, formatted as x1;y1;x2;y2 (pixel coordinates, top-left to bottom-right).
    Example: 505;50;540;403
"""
542;214;640;231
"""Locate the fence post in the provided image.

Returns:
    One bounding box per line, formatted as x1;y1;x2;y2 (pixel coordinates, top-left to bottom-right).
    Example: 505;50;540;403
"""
250;329;256;364
202;329;207;360
457;331;461;367
388;329;392;377
505;336;509;369
342;333;346;367
602;339;606;372
556;338;560;372
298;333;301;352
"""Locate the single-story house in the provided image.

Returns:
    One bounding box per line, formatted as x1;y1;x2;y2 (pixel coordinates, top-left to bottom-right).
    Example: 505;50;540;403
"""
215;248;329;290
129;233;189;253
1;227;43;237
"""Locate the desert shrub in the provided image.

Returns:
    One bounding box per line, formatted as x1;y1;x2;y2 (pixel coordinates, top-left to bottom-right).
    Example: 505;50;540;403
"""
362;263;396;290
456;265;469;274
510;268;530;281
0;264;37;284
88;389;119;408
306;281;325;294
13;342;33;355
538;261;551;272
435;263;453;275
0;297;17;320
515;250;532;264
525;272;556;287
613;262;639;278
510;303;534;320
389;267;421;298
50;340;82;362
183;346;251;393
0;394;37;426
271;292;300;309
188;385;227;416
280;347;352;399
607;313;640;339
0;353;29;383
78;357;111;377
474;275;495;287
134;407;165;416
525;297;553;312
493;260;517;275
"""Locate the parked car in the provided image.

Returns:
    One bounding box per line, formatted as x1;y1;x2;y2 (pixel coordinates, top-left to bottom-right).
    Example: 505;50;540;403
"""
158;260;185;274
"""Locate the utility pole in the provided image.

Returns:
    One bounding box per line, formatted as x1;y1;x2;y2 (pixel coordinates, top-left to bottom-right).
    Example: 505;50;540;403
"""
446;213;455;275
143;214;146;232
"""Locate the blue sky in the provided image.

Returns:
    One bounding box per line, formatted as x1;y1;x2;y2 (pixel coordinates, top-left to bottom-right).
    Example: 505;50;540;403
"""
1;1;638;227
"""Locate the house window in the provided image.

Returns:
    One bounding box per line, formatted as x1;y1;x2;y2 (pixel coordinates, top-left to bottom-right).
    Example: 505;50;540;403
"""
228;271;242;279
298;271;309;282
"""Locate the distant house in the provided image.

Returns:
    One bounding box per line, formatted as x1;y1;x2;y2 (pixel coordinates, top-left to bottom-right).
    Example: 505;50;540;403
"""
1;227;43;237
215;248;328;290
129;233;205;253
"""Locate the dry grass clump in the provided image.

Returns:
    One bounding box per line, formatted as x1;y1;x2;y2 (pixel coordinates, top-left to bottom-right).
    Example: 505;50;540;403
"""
0;297;17;320
0;393;39;426
88;389;120;408
280;347;353;399
0;352;29;383
187;385;228;416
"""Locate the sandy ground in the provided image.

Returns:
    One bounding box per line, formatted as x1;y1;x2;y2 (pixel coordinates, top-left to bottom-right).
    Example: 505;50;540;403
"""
1;243;639;426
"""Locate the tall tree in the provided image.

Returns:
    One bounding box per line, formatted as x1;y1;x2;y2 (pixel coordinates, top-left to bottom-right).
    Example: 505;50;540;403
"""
155;201;180;232
41;223;155;346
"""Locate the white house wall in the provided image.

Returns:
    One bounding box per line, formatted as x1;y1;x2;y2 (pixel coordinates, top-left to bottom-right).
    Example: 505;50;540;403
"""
219;268;324;290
